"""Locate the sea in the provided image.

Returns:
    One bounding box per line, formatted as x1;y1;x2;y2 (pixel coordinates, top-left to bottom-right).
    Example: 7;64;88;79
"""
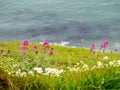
0;0;120;50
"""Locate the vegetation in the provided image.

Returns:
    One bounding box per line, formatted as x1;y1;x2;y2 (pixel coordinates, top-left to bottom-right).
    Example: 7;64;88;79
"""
0;41;120;90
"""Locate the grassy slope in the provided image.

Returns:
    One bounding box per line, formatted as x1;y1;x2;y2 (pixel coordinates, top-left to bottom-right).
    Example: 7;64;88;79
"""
0;42;120;90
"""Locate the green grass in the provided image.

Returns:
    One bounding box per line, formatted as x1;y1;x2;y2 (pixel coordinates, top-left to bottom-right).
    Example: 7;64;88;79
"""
0;42;120;90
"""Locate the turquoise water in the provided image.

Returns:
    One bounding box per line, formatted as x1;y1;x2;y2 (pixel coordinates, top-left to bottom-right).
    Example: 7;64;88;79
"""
0;0;120;48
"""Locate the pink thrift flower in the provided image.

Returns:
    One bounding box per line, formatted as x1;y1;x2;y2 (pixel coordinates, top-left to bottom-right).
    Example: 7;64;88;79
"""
100;43;106;49
22;39;29;45
42;41;50;48
100;40;109;52
104;40;109;45
103;40;109;48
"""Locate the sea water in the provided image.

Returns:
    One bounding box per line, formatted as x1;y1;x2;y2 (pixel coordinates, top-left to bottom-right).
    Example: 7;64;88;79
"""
0;0;120;49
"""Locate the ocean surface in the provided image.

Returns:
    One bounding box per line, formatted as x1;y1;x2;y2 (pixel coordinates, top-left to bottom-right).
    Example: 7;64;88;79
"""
0;0;120;49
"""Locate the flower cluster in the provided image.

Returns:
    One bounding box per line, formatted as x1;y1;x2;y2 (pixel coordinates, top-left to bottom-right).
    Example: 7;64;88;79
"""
4;56;120;77
100;40;109;52
12;67;64;77
19;39;29;55
66;58;120;73
42;41;54;56
44;68;64;76
68;67;80;72
90;40;109;53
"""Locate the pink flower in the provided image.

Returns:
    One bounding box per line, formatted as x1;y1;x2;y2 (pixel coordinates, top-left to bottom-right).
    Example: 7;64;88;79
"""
90;43;95;53
20;45;24;49
33;45;37;49
115;48;118;52
103;40;109;48
104;40;109;45
7;50;11;54
42;41;50;48
48;48;54;56
48;51;53;56
91;43;95;49
100;40;109;52
43;48;47;53
0;50;3;53
20;45;28;50
24;45;28;49
90;48;93;52
100;44;104;48
22;39;29;45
